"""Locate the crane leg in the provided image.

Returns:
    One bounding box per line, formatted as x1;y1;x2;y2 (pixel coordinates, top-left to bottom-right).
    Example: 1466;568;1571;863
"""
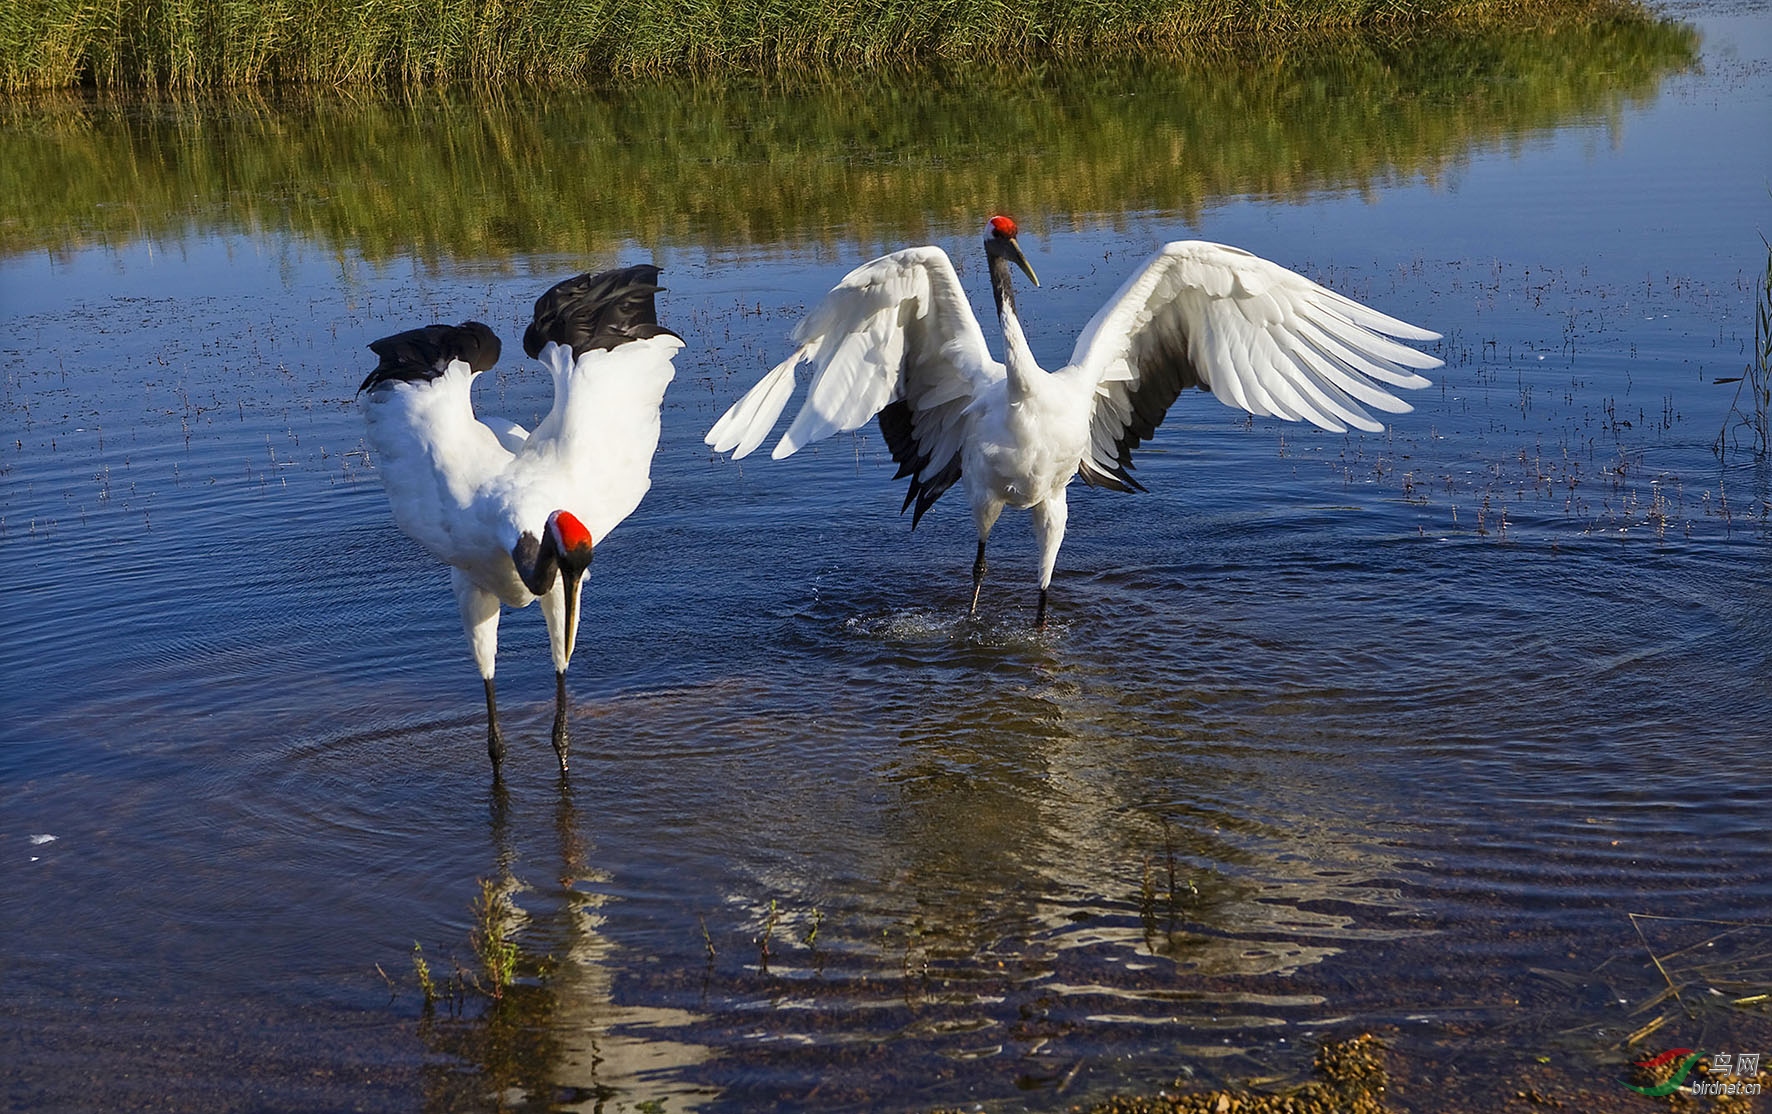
969;541;988;615
455;572;505;772
967;499;1004;618
551;670;571;776
1031;496;1068;631
484;678;506;768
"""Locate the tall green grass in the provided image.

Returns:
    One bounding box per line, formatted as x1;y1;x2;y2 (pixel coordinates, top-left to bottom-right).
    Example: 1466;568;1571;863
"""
0;0;1662;90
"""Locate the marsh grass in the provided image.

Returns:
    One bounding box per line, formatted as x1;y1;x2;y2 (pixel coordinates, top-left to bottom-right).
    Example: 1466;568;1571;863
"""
2;0;1665;90
1715;236;1772;463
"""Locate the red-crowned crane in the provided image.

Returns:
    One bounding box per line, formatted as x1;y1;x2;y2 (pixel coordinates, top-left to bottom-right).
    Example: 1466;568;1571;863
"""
359;266;682;775
707;217;1440;627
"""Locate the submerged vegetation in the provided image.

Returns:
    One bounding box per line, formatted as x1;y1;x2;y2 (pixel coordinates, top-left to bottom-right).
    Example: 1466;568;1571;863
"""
990;1034;1393;1114
1715;237;1772;463
1711;235;1772;530
469;877;522;1000
1;0;1671;89
0;13;1698;261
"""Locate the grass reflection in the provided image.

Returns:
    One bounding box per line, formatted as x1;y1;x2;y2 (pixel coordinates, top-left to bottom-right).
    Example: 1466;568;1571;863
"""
0;13;1697;261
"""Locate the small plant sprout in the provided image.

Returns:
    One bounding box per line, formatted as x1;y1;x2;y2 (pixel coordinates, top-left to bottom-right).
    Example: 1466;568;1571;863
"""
412;942;437;1008
469;878;519;1000
756;899;780;967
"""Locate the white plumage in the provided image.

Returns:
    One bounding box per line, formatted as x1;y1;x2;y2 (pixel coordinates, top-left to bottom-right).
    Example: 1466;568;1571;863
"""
707;217;1441;626
360;266;682;773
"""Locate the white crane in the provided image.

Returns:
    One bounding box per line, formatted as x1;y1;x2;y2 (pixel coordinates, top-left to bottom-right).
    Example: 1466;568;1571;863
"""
359;266;682;774
707;216;1441;627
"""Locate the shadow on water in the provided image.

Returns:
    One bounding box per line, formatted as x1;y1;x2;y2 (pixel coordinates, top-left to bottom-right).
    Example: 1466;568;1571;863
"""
0;14;1698;261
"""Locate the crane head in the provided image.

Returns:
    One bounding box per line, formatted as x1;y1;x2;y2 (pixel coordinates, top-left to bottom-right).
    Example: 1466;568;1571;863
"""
984;216;1039;287
547;510;595;578
546;511;593;665
511;510;596;665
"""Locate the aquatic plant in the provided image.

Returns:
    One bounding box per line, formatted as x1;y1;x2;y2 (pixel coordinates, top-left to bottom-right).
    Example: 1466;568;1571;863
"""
755;897;780;968
0;0;1671;89
412;941;438;1009
469;877;520;1000
1714;236;1772;462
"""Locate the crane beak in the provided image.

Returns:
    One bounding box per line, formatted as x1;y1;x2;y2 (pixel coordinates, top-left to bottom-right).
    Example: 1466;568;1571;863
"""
559;565;584;663
1009;238;1040;288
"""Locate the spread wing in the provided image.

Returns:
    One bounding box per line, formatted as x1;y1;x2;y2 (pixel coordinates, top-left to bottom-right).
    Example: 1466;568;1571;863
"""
514;335;682;541
358;350;515;570
514;267;684;541
705;246;1000;525
1066;240;1441;491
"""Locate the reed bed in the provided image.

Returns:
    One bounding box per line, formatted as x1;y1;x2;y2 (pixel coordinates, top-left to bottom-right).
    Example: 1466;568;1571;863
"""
1;0;1657;90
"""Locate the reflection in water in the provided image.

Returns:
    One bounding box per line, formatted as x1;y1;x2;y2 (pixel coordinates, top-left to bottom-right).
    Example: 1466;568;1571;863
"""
426;662;1437;1107
0;15;1696;261
421;779;715;1111
541;783;715;1112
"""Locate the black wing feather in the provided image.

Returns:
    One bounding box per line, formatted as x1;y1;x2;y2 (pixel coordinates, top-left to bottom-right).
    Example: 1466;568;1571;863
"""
878;400;961;529
523;264;682;359
359;321;501;394
1078;320;1204;493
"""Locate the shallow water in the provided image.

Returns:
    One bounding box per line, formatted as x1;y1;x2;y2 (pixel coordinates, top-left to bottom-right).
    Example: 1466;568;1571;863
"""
2;8;1770;1112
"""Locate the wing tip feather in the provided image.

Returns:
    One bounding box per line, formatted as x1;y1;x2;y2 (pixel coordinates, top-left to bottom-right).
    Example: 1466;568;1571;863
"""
706;357;803;459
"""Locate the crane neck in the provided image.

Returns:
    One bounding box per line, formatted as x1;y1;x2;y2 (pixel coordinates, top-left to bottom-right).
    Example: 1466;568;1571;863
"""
511;530;559;597
988;253;1042;397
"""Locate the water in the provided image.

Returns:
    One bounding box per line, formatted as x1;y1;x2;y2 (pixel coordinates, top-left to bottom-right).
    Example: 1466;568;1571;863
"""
3;8;1770;1111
